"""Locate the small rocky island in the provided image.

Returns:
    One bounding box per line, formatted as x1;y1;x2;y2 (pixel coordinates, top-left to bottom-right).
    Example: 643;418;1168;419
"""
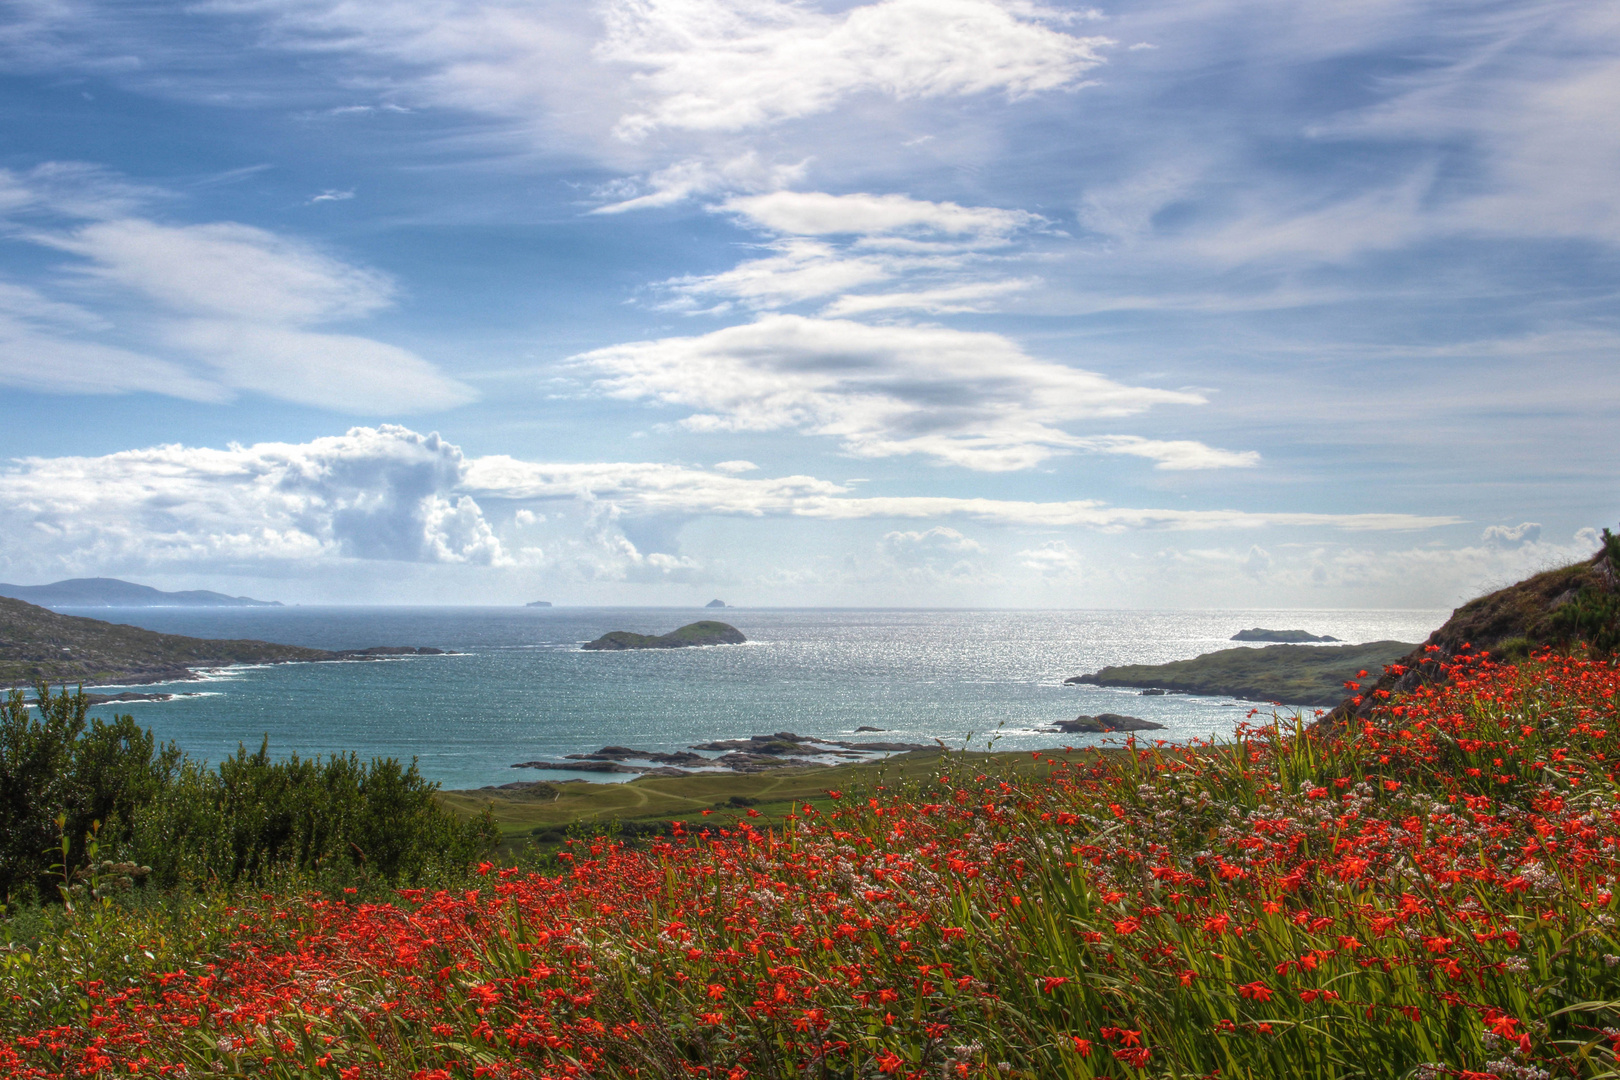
705;599;727;608
1042;713;1165;734
1230;628;1340;643
581;620;745;650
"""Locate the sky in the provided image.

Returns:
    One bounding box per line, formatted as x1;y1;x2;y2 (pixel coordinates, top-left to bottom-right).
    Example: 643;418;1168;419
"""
0;0;1614;608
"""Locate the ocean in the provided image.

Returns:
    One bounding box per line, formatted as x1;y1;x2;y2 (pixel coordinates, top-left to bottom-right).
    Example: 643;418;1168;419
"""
74;607;1447;791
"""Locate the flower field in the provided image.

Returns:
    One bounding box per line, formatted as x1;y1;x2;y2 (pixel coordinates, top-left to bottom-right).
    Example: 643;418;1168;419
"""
4;647;1619;1078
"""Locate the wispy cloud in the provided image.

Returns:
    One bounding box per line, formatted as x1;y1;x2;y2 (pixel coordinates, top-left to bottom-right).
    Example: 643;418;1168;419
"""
0;168;473;412
599;0;1110;138
573;314;1232;471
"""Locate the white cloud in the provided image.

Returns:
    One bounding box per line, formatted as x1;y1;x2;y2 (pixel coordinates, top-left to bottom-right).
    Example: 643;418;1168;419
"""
591;153;805;213
879;525;986;581
1018;539;1081;577
822;278;1037;316
600;0;1109;138
1481;522;1542;549
0;174;474;412
0;426;1460;580
51;219;394;323
661;240;899;309
712;460;758;473
0;426;505;574
573;314;1225;471
724;190;1039;243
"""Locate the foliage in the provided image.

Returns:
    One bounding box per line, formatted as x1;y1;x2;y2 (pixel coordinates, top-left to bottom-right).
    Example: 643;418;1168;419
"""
1551;528;1620;656
0;596;334;687
0;685;497;904
4;648;1619;1077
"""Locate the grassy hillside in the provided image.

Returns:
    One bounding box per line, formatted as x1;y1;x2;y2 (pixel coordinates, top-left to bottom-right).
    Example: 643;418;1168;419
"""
0;596;336;686
439;748;1052;846
1069;639;1416;705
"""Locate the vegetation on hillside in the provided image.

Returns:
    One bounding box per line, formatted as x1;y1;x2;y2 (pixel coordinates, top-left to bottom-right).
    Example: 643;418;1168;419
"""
0;597;334;686
1070;639;1415;705
3;647;1618;1078
0;685;496;904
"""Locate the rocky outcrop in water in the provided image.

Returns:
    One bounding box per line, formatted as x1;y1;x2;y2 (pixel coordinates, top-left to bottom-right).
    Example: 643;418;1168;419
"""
582;621;746;650
1043;713;1165;734
1231;628;1340;643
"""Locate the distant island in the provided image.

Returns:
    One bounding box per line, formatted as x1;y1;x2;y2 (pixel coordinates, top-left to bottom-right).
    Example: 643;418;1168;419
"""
705;599;727;608
1230;628;1340;643
1066;640;1415;706
0;596;443;688
526;600;552;608
0;577;281;608
581;621;746;651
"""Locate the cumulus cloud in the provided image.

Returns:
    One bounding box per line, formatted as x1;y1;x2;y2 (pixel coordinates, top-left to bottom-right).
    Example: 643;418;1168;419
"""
1018;539;1082;578
0;426;1460;579
599;0;1109;138
878;525;987;582
1481;522;1543;549
0;426;505;574
573;314;1237;471
0;171;474;411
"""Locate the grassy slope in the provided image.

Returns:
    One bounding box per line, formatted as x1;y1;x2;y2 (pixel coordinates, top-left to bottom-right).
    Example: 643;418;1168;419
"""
1076;639;1416;705
0;596;332;687
439;749;1057;842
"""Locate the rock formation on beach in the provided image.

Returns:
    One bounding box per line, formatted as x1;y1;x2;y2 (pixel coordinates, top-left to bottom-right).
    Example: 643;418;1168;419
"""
511;731;935;776
581;621;746;650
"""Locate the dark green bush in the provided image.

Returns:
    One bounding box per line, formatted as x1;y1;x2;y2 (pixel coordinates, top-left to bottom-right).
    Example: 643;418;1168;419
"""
0;685;496;904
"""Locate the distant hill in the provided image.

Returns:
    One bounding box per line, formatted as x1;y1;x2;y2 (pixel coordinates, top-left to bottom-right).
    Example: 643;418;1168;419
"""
0;577;281;608
0;596;441;688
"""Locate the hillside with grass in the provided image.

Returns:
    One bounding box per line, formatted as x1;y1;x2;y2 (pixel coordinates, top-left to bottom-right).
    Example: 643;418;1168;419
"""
0;596;439;687
1067;639;1416;705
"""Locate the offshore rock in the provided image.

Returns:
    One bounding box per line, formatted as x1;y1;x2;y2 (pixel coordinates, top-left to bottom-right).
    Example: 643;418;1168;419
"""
582;621;746;650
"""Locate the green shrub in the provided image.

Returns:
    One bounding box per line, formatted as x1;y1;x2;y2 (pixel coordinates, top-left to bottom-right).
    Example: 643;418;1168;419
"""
0;685;496;904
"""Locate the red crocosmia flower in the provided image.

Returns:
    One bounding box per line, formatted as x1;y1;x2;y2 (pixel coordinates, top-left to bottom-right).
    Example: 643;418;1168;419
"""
876;1049;905;1074
1487;1014;1522;1038
1042;976;1071;993
1070;1037;1092;1056
1237;981;1273;1002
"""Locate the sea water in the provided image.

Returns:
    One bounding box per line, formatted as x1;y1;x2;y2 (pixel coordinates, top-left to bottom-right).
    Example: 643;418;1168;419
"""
74;607;1447;790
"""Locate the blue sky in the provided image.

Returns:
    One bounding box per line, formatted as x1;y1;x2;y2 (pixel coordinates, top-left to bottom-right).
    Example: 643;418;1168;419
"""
0;0;1614;607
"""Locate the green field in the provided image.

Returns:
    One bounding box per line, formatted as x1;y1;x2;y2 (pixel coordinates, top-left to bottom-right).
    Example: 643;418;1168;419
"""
438;747;1073;845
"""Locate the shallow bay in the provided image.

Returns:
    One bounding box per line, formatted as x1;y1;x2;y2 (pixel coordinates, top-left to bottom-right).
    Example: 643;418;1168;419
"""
77;606;1446;790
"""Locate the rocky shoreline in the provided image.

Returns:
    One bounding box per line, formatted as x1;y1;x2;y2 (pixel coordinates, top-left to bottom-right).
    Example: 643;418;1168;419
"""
513;731;936;776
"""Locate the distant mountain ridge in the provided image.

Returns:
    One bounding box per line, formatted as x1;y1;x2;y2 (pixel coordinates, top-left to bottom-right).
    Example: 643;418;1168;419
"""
0;578;281;608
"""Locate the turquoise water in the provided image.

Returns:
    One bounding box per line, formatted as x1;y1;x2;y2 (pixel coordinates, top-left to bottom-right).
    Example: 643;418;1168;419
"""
75;607;1446;790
